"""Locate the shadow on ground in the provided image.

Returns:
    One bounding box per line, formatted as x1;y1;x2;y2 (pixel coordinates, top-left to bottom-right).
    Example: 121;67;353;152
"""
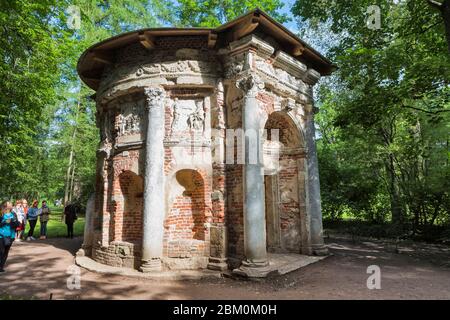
1;235;450;299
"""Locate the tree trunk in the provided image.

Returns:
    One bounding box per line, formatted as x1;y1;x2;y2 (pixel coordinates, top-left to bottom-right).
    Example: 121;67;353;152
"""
64;101;80;205
64;144;75;205
69;163;76;202
387;153;403;225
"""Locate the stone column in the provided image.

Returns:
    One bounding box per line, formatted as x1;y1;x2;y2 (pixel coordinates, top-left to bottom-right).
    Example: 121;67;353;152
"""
304;105;328;255
234;74;270;277
140;87;166;272
80;193;95;256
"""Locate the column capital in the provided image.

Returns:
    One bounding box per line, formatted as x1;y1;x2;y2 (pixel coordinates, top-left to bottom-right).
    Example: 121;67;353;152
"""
144;87;165;109
236;73;264;98
281;97;296;112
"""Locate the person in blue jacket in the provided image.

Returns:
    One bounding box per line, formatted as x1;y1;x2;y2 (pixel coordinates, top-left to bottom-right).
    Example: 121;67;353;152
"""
26;200;39;241
0;200;18;273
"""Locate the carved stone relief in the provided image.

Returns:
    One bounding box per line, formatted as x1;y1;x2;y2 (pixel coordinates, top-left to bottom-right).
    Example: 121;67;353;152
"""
100;55;220;93
114;99;145;138
224;54;246;79
170;98;206;133
211;81;226;130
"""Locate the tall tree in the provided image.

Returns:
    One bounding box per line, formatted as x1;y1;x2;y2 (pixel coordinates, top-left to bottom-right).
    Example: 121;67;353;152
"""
0;0;70;199
0;0;171;204
292;0;450;229
52;0;170;205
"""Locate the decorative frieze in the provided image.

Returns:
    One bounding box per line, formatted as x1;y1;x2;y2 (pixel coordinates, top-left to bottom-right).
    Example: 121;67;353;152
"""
303;68;321;85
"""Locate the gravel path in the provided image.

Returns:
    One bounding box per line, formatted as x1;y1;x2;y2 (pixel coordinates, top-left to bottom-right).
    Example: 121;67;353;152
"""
1;236;449;300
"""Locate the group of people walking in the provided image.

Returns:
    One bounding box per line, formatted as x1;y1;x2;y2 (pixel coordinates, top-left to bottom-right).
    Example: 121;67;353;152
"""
0;199;79;273
11;199;51;241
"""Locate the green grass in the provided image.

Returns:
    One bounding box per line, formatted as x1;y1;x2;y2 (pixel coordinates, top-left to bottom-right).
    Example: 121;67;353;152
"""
0;293;36;300
23;206;85;238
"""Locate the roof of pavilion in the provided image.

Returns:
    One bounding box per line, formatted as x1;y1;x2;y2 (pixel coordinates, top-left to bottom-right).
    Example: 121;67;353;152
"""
77;8;336;91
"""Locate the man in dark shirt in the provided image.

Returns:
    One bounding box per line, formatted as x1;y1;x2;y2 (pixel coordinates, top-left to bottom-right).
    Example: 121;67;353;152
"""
63;203;78;239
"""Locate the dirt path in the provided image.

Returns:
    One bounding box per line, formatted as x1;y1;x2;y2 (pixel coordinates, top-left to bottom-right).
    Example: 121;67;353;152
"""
1;236;449;300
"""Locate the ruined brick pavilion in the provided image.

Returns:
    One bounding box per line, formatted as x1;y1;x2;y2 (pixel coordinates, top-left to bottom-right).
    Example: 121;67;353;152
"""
77;9;335;277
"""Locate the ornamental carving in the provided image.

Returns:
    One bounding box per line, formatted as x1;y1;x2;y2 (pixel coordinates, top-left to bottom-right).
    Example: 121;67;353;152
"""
114;100;145;137
236;74;264;98
254;57;308;94
224;62;244;78
144;87;165;109
100;58;220;92
170;98;206;133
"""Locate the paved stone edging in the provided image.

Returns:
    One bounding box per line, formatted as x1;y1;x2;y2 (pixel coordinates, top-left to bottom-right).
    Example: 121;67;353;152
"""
75;256;223;281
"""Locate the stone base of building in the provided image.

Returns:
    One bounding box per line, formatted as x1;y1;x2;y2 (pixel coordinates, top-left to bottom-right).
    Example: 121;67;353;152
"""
207;257;228;271
232;253;327;278
77;253;326;280
76;256;222;281
92;241;142;269
233;264;272;278
140;258;162;272
91;241;210;271
312;245;329;256
84;243;327;278
162;257;209;270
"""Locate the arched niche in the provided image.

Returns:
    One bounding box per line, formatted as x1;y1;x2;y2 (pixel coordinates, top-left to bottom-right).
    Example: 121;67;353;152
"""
111;170;144;242
263;111;307;253
165;169;208;258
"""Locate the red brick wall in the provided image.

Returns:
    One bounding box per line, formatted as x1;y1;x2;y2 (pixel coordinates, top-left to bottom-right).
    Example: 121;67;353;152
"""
225;164;244;258
164;169;212;258
109;150;143;242
278;154;301;230
111;171;143;241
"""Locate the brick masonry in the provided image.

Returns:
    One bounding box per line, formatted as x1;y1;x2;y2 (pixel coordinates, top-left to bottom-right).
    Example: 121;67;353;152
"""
85;28;327;272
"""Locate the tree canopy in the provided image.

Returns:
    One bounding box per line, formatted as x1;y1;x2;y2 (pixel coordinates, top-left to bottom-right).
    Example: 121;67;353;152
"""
293;0;450;234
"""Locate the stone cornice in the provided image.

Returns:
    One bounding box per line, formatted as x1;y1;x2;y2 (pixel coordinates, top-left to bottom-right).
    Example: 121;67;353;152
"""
303;68;321;85
163;139;212;147
114;141;144;152
229;34;275;59
273;51;307;78
256;71;311;104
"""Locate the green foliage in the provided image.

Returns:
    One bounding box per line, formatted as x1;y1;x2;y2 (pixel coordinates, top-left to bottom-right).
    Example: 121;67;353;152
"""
293;0;450;230
0;0;169;204
172;0;289;27
0;0;71;199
